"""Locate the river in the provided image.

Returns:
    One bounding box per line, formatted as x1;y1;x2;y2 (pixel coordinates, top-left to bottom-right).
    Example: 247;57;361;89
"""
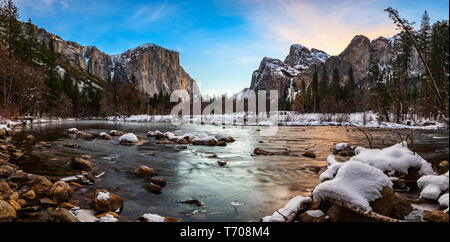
11;121;449;222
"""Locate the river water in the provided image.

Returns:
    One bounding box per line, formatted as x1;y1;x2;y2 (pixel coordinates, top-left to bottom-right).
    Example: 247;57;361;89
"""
11;121;449;222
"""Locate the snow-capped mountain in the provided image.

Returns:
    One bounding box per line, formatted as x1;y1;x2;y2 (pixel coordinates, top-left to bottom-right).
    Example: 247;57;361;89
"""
32;24;200;96
244;34;424;101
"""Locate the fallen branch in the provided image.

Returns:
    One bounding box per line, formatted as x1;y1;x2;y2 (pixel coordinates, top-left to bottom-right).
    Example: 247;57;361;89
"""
358;127;373;149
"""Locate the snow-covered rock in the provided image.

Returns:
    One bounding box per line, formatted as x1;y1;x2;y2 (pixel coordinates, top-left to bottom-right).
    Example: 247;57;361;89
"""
438;193;449;212
141;213;165;222
313;161;393;212
417;172;449;200
262;196;311;222
119;133;139;144
349;142;434;176
98;214;118;222
319;155;344;182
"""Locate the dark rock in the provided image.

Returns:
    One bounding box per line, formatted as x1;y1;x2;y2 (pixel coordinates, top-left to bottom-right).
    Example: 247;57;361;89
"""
179;199;204;206
302;151;316;159
151;178;167;187
67;157;93;171
217;161;227;167
390;193;413;219
134;166;155;176
145;183;162;194
253;148;274;156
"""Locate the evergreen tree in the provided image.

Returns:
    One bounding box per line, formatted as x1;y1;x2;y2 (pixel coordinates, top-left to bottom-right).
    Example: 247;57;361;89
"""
311;69;319;112
343;67;356;109
318;65;328;103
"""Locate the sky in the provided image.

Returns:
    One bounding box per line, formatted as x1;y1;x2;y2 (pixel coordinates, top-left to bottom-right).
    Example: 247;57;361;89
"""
15;0;450;97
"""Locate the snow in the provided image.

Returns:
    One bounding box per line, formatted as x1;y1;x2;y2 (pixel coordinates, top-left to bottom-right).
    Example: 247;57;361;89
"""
335;143;351;152
262;196;311;222
100;132;107;136
313;161;393;212
69;208;98;222
319;155;344;182
56;66;66;78
141;213;165;222
417;172;449;200
68;128;78;132
305;210;324;218
349;142;434;176
99;214;118;222
215;133;227;141
105;111;446;130
438;193;449;212
119;133;139;143
193;136;218;143
96;192;111;201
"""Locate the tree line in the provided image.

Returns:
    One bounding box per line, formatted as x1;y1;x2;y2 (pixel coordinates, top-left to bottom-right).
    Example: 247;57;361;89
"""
287;11;448;124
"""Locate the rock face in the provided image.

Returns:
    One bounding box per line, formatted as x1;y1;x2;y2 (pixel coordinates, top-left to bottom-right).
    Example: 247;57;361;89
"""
30;23;200;97
244;34;422;102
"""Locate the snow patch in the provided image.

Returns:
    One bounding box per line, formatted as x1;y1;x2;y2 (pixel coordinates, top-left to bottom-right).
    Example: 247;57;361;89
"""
349;142;434;176
417;172;449;200
119;133;139;143
262;196;311;222
96;192;111;201
313;161;393;212
142;213;165;222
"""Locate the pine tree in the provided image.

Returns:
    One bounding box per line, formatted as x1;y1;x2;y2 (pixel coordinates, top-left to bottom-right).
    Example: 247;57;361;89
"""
0;0;21;57
344;67;356;110
311;69;319;112
318;65;328;105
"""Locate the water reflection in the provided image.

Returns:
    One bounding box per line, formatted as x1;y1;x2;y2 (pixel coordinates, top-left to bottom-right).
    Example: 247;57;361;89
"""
11;121;449;222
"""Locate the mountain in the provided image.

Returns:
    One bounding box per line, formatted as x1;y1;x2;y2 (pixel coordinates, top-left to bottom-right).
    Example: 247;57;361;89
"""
242;34;422;101
249;45;330;100
31;23;200;97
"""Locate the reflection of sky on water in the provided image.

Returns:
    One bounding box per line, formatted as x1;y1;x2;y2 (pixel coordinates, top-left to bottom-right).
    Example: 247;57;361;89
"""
12;121;449;221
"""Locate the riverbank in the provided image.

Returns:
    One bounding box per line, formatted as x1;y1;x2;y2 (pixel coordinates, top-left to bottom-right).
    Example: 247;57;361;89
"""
106;112;447;130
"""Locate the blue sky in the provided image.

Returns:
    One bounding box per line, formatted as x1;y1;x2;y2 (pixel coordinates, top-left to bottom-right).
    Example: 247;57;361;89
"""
15;0;449;96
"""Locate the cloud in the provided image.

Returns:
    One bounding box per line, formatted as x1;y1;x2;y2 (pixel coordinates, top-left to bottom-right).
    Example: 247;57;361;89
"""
235;0;399;55
129;0;183;25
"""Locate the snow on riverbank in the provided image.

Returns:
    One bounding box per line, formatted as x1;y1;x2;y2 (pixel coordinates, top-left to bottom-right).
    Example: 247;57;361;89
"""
105;111;446;130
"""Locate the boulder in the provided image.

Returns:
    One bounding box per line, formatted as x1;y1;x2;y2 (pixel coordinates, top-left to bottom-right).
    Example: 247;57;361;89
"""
67;157;93;171
22;190;36;200
438;160;449;174
0;181;14;198
297;210;325;222
151;178;167;188
145;183;162;194
0;165;17;178
95;212;120;219
303;151;317;159
8;200;20;211
63;143;77;148
110;130;124;137
0;200;16;221
49;181;72;202
217;161;227;167
390;193;413;219
90;190;123;213
100;133;113;140
370;187;395;217
253;148;274;156
25;135;35;141
217;141;227;146
134;166;155;176
147;131;156;137
49;207;79;222
423;209;449;222
226;136;236;143
28;174;54;196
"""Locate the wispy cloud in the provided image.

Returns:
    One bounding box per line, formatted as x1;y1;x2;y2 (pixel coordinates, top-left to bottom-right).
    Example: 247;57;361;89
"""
234;0;399;55
129;0;183;25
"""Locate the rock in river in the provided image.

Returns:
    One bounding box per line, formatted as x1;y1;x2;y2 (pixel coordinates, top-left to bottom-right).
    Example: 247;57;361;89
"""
151;178;167;188
90;190;123;213
145;183;163;194
134;166;156;176
253;148;274;156
67;157;93;171
49;181;72;202
0;200;17;221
